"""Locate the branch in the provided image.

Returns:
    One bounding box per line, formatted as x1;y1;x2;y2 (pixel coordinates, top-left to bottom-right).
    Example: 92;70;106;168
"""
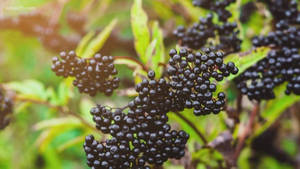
173;111;208;144
13;96;97;132
233;102;260;161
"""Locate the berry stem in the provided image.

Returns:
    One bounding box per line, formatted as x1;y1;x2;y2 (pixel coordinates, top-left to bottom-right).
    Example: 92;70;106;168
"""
13;95;97;132
233;102;260;162
173;111;208;144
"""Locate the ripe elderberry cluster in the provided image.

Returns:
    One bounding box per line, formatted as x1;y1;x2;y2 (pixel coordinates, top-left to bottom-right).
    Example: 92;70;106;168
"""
260;0;300;24
174;5;241;54
83;46;239;168
51;51;120;96
235;0;300;100
192;0;236;22
84;71;189;168
167;48;238;115
0;88;13;130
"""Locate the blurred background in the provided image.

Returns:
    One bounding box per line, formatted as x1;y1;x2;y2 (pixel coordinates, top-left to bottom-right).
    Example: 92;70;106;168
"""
0;0;299;169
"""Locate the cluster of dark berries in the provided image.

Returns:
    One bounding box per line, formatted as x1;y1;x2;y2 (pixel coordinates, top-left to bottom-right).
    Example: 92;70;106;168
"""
260;0;300;24
83;45;239;168
0;88;13;130
235;0;300;100
0;12;79;52
51;51;120;96
174;12;241;54
167;48;238;115
84;72;189;168
192;0;236;22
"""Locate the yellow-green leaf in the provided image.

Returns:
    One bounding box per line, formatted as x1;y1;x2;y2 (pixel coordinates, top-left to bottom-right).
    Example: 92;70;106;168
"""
131;0;150;63
82;19;117;58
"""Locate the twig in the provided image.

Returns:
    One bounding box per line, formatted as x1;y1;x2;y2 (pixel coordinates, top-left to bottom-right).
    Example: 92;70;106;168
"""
173;111;208;144
13;96;97;132
233;102;260;161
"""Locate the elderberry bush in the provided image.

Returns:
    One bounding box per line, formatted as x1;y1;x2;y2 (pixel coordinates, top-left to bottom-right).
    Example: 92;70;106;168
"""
51;51;120;96
167;48;238;115
235;0;300;101
0;88;13;130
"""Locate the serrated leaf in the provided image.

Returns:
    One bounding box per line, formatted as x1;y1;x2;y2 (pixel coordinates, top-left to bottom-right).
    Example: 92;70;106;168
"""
131;0;150;63
76;31;96;57
223;47;270;83
81;19;117;58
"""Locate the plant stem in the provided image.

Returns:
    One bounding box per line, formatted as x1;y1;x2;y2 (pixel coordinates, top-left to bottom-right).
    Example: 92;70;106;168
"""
233;102;260;161
173;111;208;144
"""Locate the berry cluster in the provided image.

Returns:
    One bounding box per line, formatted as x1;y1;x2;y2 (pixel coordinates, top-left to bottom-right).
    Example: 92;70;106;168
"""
174;8;241;54
51;51;120;96
0;88;13;130
84;71;189;168
167;48;238;115
192;0;236;22
83;46;239;168
260;0;300;24
0;12;79;52
235;0;300;100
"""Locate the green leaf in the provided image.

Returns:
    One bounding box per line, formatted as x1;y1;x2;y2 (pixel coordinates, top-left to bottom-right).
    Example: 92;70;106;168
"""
80;98;95;124
252;84;300;138
75;31;96;57
81;19;118;58
222;47;270;83
145;39;157;67
7;79;47;100
131;0;150;63
151;22;165;77
57;135;86;152
34;117;82;130
114;57;143;71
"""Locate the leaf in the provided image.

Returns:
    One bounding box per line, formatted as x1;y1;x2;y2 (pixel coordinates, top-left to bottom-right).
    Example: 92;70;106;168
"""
56;79;73;106
80;98;95;124
131;0;150;63
81;19;117;58
222;47;270;83
7;79;47;100
34;117;82;130
57;135;86;152
36;126;74;153
151;21;165;77
145;39;157;67
75;31;96;57
252;84;300;138
114;57;143;71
